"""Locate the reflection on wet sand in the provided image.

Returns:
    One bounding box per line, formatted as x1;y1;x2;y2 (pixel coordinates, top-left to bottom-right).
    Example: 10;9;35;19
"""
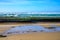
1;25;60;36
0;22;60;40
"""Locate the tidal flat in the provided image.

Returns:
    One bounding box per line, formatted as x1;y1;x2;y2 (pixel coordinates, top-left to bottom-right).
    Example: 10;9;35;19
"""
0;22;60;40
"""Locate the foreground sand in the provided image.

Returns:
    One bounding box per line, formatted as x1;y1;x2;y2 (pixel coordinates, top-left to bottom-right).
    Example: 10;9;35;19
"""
0;32;60;40
0;22;60;40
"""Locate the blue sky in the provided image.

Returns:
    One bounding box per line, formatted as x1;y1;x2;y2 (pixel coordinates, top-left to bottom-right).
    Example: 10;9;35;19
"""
0;0;60;12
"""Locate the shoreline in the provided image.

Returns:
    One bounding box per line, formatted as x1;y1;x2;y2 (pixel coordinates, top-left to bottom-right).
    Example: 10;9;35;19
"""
0;22;60;26
0;22;60;32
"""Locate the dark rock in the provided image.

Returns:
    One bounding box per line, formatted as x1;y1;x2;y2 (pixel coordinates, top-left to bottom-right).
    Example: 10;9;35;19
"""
45;27;56;29
32;31;37;32
0;35;7;37
40;30;44;32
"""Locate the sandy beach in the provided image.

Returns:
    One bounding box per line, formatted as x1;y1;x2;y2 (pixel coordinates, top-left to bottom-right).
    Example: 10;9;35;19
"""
0;22;60;40
0;32;60;40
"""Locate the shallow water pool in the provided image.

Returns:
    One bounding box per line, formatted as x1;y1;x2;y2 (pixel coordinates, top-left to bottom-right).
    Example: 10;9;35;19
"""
3;25;60;35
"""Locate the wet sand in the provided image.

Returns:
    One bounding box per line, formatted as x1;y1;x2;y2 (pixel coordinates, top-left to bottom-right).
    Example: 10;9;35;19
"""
0;32;60;40
0;22;60;27
0;22;60;40
0;22;60;32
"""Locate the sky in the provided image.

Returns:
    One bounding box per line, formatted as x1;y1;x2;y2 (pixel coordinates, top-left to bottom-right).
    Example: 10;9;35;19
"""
0;0;60;12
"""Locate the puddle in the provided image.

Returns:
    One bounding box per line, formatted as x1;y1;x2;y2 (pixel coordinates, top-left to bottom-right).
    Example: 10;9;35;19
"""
3;25;60;35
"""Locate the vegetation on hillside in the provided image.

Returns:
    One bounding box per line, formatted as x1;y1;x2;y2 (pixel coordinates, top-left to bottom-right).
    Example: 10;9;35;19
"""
0;16;60;22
